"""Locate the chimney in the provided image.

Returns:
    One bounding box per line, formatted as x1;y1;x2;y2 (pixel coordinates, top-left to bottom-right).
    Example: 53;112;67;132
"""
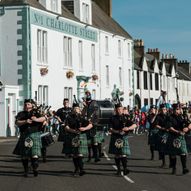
93;0;112;17
146;48;160;60
162;54;178;70
134;39;145;57
178;60;190;73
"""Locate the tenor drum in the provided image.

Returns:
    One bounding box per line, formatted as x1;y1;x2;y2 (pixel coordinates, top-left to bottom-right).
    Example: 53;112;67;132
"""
41;132;54;147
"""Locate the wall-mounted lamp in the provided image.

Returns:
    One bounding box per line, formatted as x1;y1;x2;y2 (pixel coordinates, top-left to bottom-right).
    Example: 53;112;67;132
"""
56;15;60;20
0;81;3;91
85;24;89;28
112;34;116;37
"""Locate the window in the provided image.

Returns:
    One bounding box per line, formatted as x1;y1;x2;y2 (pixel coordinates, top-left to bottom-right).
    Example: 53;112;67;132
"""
38;85;48;105
155;73;159;90
105;36;109;54
127;43;131;59
106;65;109;86
78;40;83;70
92;89;96;100
82;3;89;23
51;0;58;12
144;98;148;106
118;40;122;57
150;73;153;90
64;87;73;105
91;44;95;72
63;36;72;67
119;67;122;86
150;98;153;106
143;71;148;90
37;29;48;64
128;69;131;87
137;70;140;89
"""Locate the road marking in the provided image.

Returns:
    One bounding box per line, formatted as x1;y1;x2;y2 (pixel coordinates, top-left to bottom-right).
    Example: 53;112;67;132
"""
103;151;135;184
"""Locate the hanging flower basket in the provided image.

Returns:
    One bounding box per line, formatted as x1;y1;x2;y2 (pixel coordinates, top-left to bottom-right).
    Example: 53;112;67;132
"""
92;74;98;81
129;92;133;96
66;70;74;79
40;67;48;76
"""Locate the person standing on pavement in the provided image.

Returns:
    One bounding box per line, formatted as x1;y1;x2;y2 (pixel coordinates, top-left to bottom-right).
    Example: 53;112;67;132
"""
13;99;46;177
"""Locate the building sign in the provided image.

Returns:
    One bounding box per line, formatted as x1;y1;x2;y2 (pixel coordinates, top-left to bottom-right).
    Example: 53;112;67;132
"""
30;9;97;42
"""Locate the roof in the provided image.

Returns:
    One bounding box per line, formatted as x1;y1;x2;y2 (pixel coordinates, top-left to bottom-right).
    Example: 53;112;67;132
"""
92;1;132;39
0;0;79;21
177;65;191;81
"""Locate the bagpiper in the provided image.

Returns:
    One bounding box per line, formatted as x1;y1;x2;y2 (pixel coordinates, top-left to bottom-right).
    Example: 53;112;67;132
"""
108;103;136;175
13;99;46;177
167;103;191;175
154;104;169;167
63;102;93;176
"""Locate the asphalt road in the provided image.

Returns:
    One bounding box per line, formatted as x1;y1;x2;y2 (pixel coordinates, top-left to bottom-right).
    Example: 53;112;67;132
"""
0;134;191;191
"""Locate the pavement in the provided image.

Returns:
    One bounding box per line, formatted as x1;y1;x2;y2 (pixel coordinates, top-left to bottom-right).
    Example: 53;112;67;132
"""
0;136;17;143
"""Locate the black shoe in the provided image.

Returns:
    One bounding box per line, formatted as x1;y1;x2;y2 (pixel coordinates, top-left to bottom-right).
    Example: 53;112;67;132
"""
79;170;86;176
171;168;176;175
87;158;91;162
123;168;130;175
116;169;121;176
33;170;38;177
94;158;101;163
183;168;189;175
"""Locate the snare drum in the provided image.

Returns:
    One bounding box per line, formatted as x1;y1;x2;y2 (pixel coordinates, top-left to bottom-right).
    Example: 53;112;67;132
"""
41;132;54;147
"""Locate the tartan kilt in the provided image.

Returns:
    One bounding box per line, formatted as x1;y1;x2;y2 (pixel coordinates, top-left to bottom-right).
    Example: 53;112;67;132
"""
63;133;88;156
13;132;42;157
93;130;105;144
156;131;169;154
148;128;159;147
185;132;191;153
108;134;131;156
166;134;188;155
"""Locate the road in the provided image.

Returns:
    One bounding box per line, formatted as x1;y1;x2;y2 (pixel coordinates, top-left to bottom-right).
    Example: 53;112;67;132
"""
0;134;191;191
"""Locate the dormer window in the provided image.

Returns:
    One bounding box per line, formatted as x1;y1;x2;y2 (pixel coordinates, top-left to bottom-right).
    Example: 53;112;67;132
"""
82;2;89;23
51;0;58;12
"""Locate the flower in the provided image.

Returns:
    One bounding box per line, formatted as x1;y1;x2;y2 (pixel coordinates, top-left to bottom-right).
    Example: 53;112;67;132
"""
40;67;48;76
92;74;98;81
66;70;74;78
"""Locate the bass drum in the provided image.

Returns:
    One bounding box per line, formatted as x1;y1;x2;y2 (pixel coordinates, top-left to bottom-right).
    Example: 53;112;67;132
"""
94;100;114;125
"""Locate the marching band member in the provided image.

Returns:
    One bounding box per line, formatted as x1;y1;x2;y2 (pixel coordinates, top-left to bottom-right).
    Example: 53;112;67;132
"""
154;104;169;167
13;99;46;177
147;105;158;160
167;103;191;175
108;103;136;175
63;102;93;176
56;98;72;153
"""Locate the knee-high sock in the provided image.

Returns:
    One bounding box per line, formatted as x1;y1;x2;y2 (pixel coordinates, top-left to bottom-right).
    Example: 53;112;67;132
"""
114;158;121;170
31;158;39;170
121;157;127;170
180;155;187;169
22;159;28;172
92;145;98;160
77;157;84;171
73;157;79;171
171;157;177;169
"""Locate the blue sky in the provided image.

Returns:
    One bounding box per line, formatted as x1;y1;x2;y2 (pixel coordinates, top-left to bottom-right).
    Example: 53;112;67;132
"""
112;0;191;61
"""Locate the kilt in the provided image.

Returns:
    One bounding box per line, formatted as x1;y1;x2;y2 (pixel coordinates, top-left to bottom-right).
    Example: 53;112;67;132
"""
13;132;42;157
63;133;88;156
185;132;191;153
108;134;131;156
57;125;66;142
148;128;159;147
166;134;188;155
156;130;169;154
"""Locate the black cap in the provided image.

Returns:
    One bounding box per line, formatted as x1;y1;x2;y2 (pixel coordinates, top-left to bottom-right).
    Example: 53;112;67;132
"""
160;104;166;109
115;103;122;109
24;99;35;104
172;103;181;110
72;103;80;108
150;105;156;109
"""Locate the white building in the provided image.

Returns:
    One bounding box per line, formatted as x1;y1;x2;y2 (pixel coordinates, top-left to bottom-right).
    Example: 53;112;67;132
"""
133;40;191;108
0;0;134;136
